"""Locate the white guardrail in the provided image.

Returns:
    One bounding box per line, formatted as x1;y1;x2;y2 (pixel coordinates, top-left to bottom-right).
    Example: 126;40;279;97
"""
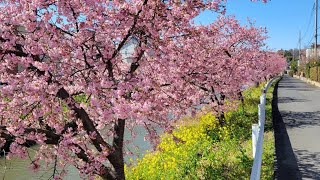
250;76;280;180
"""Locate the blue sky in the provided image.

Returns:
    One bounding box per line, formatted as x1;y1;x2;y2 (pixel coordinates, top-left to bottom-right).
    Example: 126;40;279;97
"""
194;0;316;51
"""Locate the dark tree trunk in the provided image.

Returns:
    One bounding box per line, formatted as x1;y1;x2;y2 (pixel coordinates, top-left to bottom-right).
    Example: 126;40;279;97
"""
217;93;226;126
102;119;126;180
238;91;245;113
218;112;225;126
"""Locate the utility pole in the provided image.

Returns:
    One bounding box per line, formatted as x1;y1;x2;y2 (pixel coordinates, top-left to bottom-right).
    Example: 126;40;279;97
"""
315;0;318;80
315;0;318;61
299;31;301;67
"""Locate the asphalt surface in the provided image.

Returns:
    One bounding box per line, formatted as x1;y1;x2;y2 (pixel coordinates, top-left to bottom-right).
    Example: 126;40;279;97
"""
274;75;320;180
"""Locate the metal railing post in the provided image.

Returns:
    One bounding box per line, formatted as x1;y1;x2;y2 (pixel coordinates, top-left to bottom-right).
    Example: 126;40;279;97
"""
260;95;265;106
250;76;280;180
252;124;259;157
258;104;265;127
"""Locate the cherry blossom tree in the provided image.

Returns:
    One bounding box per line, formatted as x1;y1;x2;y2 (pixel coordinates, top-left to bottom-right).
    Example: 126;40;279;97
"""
0;0;284;179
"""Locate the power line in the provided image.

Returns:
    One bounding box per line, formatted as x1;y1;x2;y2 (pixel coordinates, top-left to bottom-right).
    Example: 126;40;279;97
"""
304;14;316;47
301;3;315;40
306;32;315;47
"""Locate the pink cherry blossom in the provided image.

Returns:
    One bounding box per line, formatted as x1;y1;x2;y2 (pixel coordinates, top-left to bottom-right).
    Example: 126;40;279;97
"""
0;0;285;179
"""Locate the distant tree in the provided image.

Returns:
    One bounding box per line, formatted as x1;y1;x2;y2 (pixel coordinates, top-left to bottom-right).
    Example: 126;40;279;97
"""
284;50;293;61
290;60;298;74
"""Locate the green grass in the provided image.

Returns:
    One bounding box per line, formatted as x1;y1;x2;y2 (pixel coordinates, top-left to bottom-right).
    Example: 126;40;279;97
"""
125;82;276;180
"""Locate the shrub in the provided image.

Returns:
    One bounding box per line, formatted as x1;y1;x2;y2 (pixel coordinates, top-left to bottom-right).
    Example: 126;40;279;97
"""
310;67;318;81
305;63;311;78
290;60;298;74
288;71;294;77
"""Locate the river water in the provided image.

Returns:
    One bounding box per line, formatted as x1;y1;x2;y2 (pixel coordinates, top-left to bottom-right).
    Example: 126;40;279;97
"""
0;147;81;180
0;126;152;179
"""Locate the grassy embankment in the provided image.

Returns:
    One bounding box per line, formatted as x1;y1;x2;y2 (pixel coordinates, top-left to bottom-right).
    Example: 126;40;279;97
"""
125;82;277;180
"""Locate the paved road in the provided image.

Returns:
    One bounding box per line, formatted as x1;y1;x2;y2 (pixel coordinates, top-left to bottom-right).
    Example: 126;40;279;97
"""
274;75;320;180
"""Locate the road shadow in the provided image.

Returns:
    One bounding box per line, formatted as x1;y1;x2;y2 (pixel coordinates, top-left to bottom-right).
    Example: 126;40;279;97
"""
273;79;302;180
292;88;315;92
278;84;314;90
278;76;320;92
294;149;320;179
278;85;304;89
278;77;313;89
280;111;320;129
277;97;309;104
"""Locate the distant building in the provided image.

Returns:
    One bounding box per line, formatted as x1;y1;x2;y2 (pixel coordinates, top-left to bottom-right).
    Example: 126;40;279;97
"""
306;45;320;59
120;37;138;64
